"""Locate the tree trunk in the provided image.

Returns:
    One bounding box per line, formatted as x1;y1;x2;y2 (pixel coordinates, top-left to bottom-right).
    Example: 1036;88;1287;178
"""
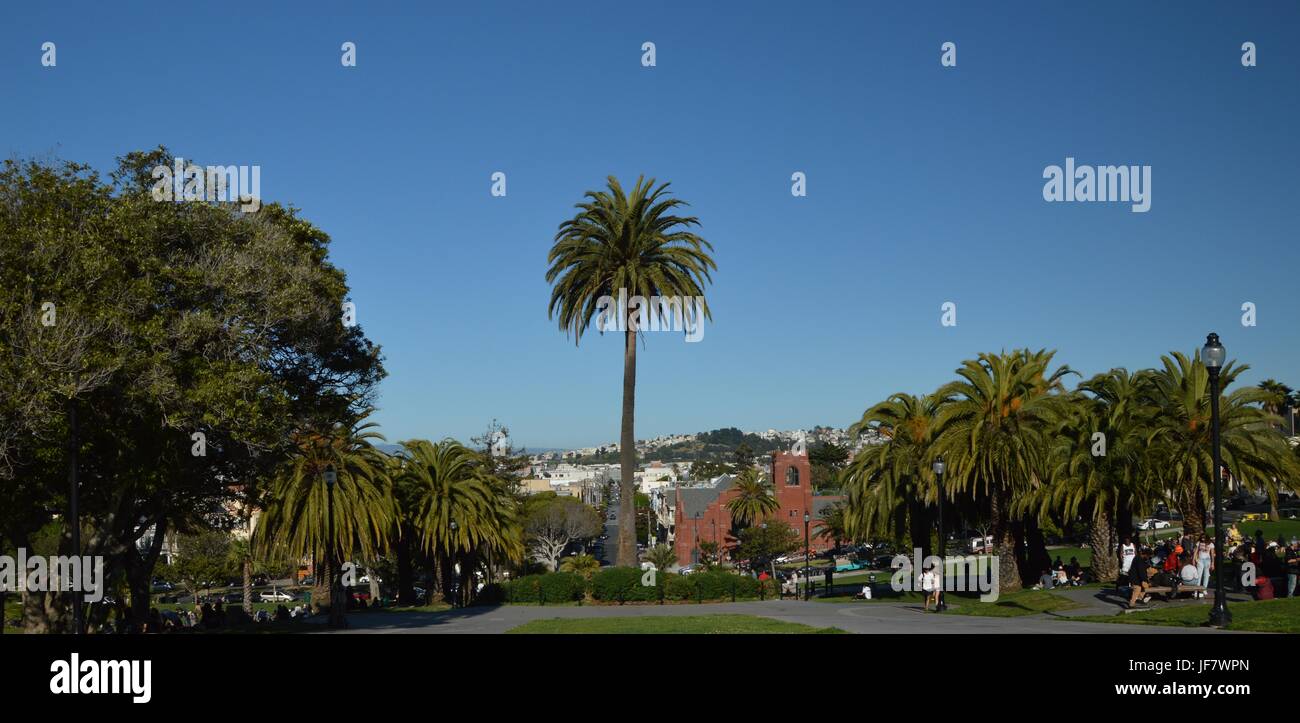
1115;496;1133;549
617;328;638;567
395;528;416;606
312;556;333;611
1087;508;1118;583
242;558;253;615
1024;516;1051;583
908;499;931;561
125;517;167;624
991;488;1021;593
1181;484;1206;538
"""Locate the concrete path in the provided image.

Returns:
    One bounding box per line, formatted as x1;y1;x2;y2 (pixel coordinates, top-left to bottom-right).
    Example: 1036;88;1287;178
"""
328;598;1233;634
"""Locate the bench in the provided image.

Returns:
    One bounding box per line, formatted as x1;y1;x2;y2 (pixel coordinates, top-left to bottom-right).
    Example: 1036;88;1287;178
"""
1123;583;1206;603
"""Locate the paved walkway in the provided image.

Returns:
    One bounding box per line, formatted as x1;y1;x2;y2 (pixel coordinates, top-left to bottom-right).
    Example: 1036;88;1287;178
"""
328;599;1233;634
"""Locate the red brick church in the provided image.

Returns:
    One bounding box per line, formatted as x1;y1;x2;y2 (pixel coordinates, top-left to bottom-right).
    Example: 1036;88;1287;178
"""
673;451;840;567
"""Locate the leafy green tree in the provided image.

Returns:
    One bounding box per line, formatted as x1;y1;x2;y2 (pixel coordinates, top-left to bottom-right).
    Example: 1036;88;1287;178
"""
690;459;734;481
546;176;716;566
525;495;602;571
733;522;800;581
0;150;385;631
163;531;238;605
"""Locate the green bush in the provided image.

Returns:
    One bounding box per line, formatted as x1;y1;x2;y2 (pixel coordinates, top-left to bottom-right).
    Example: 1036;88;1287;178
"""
664;571;770;601
590;567;640;602
504;572;585;604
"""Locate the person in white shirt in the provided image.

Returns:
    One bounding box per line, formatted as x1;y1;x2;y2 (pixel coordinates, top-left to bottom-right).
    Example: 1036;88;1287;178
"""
921;568;940;610
1121;538;1137;576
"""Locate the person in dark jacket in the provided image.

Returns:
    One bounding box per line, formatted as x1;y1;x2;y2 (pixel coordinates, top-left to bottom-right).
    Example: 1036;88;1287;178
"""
1127;549;1152;608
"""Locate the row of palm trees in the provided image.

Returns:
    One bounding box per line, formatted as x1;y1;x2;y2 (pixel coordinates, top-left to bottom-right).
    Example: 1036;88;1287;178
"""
253;416;523;607
842;349;1299;591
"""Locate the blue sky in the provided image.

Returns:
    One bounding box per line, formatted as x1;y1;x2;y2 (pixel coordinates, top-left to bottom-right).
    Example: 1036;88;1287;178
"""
4;1;1298;449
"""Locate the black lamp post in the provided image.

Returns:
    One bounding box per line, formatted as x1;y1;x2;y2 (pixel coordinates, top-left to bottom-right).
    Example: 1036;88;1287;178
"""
449;520;459;606
933;456;947;611
1203;333;1231;628
694;512;701;565
803;512;811;601
324;465;345;628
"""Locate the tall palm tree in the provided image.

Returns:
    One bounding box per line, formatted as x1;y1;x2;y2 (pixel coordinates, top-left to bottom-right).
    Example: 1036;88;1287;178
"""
1258;379;1294;432
400;438;522;606
1032;369;1158;583
818;501;850;554
842;393;945;560
726;467;778;528
932;351;1073;591
1147;352;1297;532
255;415;396;610
546;176;716;566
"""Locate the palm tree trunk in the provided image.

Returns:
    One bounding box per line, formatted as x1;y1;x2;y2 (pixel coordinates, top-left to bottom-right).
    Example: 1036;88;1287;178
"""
991;487;1021;593
242;558;253;615
617;328;638;567
908;499;931;561
1024;516;1051;582
1088;509;1118;583
1181;484;1206;538
395;527;416;606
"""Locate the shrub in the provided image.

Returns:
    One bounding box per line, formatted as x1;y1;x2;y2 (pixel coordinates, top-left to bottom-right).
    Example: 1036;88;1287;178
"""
665;571;767;601
589;566;640;602
503;572;585;604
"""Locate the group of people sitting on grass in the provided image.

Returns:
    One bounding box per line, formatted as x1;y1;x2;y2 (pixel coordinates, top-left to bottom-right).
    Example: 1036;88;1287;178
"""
1034;556;1086;590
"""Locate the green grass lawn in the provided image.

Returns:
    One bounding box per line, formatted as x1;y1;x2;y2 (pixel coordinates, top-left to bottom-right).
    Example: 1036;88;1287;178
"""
945;588;1085;617
1210;519;1300;544
1070;596;1300;633
506;613;847;634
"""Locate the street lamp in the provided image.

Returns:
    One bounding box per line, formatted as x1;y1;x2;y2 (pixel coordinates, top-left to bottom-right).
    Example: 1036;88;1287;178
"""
694;512;701;565
1203;332;1231;628
803;512;811;601
933;456;947;611
323;465;344;628
449;520;459;604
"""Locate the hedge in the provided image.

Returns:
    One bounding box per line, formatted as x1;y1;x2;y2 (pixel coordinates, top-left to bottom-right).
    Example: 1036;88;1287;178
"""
502;572;585;604
488;568;777;605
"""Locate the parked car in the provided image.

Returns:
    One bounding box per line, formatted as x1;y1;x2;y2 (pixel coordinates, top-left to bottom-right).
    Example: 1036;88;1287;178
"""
259;589;296;602
969;535;993;553
1137;518;1171;530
